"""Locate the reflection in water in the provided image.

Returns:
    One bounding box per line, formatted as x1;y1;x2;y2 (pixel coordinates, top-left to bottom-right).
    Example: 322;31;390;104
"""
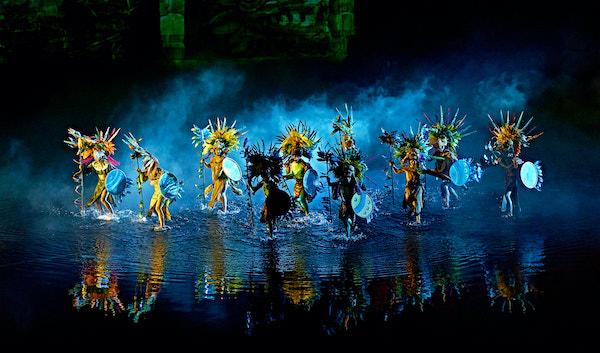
486;237;544;313
3;203;570;335
128;235;167;323
195;218;244;301
69;236;124;316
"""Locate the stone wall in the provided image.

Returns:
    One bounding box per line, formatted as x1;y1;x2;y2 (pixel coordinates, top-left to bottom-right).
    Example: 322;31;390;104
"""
0;0;355;64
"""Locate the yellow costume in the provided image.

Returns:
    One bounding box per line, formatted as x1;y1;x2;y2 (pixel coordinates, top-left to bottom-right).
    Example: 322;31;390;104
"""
123;132;182;231
204;154;228;209
192;117;245;212
278;122;319;215
64;127;122;216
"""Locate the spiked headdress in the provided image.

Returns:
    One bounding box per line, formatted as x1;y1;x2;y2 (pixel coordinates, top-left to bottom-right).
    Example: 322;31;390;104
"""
488;110;543;156
393;125;430;161
243;141;284;183
424;106;474;152
332;104;356;150
194;117;245;156
277;121;320;158
122;132;159;172
64;127;120;165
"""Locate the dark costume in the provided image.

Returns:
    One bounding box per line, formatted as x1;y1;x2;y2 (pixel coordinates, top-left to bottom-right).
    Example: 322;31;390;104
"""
245;143;290;237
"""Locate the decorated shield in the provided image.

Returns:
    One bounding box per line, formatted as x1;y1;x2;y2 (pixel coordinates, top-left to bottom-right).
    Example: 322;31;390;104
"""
449;159;470;186
351;192;374;219
222;157;242;182
303;169;319;198
159;171;183;201
520;161;543;190
105;169;129;197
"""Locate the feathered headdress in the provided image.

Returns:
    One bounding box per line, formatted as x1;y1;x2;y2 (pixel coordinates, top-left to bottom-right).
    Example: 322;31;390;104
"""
122;132;159;172
424;106;474;152
318;145;367;181
64;127;120;166
488;110;543;156
195;117;245;156
277;121;320;158
243;141;284;183
393;125;430;161
332;104;356;150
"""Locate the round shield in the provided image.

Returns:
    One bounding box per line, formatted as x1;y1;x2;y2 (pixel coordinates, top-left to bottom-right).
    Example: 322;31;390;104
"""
520;161;539;189
303;169;319;198
159;171;182;200
222;157;242;182
449;159;470;186
105;169;128;196
266;188;291;217
351;192;374;219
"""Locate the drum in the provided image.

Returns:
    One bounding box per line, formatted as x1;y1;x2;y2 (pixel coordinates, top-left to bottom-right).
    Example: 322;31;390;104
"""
159;171;183;200
266;188;291;217
222;157;242;182
520;161;543;190
302;169;319;198
449;159;470;186
105;169;129;197
351;192;374;219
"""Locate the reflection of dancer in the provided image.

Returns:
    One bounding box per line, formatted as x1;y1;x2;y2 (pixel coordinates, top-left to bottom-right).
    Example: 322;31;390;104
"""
244;142;290;237
64;127;126;217
192;118;245;212
129;235;166;323
278;122;320;215
483;111;543;217
386;126;449;224
123;133;183;231
70;237;124;316
424;106;476;208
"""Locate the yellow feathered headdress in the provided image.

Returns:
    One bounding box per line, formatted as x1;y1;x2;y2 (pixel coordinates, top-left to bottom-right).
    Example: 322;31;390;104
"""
193;117;246;156
277;121;319;158
64;127;120;160
488;110;543;156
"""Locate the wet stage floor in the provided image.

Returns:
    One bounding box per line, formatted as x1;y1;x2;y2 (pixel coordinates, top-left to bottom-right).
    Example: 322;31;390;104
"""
0;182;598;340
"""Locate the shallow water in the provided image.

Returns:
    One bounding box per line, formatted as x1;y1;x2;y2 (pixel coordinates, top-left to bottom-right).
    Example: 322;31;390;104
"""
1;177;598;340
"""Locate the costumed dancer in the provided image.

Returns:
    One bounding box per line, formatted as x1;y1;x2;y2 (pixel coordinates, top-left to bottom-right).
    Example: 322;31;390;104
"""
64;127;131;218
385;125;450;224
123;133;183;231
244;142;291;238
332;104;358;153
483;111;543;217
192;117;245;213
318;147;367;237
423;106;479;208
277;122;320;215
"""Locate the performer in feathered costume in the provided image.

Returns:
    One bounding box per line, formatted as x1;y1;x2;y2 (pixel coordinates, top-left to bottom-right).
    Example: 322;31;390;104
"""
319;146;367;237
332;104;357;152
384;125;450;224
123;133;183;231
483;111;543;217
424;106;477;208
192;117;245;213
244;142;290;237
64;127;129;218
277;122;320;215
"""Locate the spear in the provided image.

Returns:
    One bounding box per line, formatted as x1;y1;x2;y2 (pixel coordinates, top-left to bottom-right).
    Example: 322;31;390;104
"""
135;156;144;218
78;155;84;216
325;159;332;220
388;146;395;205
242;140;254;226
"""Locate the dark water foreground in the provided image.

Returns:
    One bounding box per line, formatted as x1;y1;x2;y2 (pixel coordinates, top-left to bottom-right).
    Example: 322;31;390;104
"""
0;182;598;342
